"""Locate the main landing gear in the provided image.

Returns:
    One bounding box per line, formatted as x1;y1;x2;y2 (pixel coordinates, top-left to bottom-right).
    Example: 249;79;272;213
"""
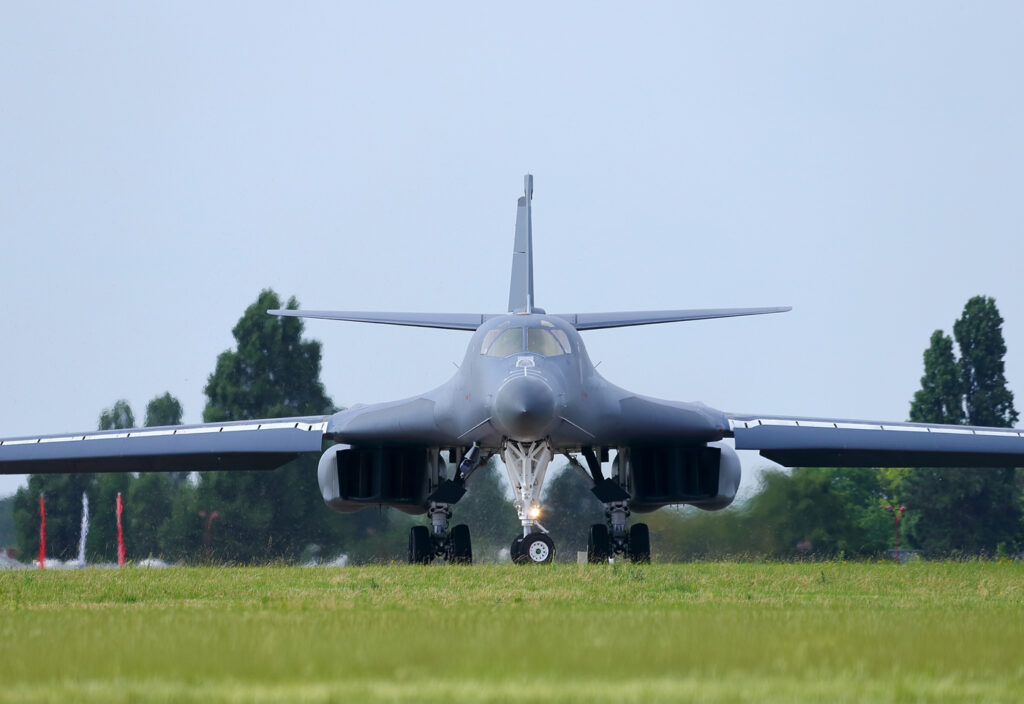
408;520;473;565
408;445;482;565
586;521;650;564
572;449;650;564
408;442;652;566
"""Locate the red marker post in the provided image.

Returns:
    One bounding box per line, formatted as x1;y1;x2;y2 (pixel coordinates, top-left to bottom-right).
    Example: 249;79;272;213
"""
116;492;126;567
38;494;46;569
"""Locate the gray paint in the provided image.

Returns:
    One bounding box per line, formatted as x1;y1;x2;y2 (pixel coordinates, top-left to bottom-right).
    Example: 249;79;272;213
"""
557;307;791;330
0;418;326;473
3;175;1024;485
508;174;535;314
267;310;492;331
730;415;1024;468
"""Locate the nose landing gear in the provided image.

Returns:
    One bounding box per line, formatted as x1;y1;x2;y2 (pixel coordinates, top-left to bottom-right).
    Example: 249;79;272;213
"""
502;440;556;565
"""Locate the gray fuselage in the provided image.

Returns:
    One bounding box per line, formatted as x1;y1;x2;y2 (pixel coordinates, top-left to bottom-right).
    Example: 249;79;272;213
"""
328;313;730;453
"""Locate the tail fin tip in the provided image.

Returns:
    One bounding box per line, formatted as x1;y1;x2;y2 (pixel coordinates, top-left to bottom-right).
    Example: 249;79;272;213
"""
508;174;535;313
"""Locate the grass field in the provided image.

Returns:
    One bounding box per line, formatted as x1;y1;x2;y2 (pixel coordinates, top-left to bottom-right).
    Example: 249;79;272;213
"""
1;562;1022;703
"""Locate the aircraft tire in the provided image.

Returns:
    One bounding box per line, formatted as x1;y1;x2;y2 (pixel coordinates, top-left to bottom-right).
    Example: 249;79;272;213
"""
628;523;651;564
519;533;555;565
587;523;611;563
450;524;472;565
510;535;525;563
409;525;433;564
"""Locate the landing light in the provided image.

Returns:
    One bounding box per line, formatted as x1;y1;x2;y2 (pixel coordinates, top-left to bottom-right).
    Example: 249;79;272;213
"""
529;506;541;520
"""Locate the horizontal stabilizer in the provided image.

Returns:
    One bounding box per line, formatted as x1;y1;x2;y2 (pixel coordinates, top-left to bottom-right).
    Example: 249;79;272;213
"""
554;307;791;331
268;310;492;331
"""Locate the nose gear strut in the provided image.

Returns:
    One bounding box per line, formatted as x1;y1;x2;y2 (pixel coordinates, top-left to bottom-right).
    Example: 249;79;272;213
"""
502;440;555;564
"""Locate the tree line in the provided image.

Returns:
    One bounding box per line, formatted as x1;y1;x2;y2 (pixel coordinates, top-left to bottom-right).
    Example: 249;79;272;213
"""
633;295;1023;560
11;291;399;564
6;293;1023;563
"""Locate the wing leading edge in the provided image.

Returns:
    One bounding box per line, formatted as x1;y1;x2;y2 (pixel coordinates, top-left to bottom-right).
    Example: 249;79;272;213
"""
0;417;329;475
728;414;1024;468
267;307;791;332
267;310;491;331
555;307;791;330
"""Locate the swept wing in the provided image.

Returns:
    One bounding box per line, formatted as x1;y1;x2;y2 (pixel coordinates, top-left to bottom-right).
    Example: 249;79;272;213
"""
0;417;328;474
728;414;1024;468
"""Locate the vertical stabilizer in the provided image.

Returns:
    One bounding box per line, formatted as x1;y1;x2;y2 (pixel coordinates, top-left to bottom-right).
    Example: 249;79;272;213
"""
508;174;535;313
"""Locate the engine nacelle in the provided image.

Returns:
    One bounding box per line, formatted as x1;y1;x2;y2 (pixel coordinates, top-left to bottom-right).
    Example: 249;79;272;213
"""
318;444;440;515
625;441;741;513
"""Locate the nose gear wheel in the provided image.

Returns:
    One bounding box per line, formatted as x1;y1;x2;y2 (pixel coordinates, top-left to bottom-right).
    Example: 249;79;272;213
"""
515;532;555;564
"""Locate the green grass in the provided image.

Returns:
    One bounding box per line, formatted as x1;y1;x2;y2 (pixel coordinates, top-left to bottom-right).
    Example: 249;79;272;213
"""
1;562;1022;702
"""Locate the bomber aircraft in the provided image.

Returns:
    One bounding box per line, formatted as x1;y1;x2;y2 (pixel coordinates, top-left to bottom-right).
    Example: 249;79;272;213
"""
3;175;1024;564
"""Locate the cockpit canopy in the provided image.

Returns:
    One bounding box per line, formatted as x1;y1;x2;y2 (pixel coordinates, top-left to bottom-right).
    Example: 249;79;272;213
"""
480;320;572;357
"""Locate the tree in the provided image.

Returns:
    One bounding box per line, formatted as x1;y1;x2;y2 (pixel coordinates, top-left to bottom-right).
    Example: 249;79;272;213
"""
904;296;1021;555
0;495;14;549
909;331;964;425
541;465;606;560
451;459;518;562
954;296;1018;428
204;290;332;423
144;392;188;487
145;392;183;427
127;393;185;556
88;400;137;561
86;473;132;562
901;466;1019;555
738;468;883;558
645;505;759;561
197;289;347;562
13;399;141;561
98;400;135;430
127;472;173;559
157;482;203;563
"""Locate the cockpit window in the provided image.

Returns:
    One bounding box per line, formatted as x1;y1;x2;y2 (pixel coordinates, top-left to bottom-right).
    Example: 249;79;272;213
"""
527;328;571;356
481;324;572;357
551;329;572;353
481;328;524;357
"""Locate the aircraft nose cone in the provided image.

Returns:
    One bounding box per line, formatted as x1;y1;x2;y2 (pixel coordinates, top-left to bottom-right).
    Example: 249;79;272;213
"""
494;375;557;441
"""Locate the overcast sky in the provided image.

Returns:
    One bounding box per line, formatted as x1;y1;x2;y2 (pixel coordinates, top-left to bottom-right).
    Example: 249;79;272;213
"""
2;3;1023;498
